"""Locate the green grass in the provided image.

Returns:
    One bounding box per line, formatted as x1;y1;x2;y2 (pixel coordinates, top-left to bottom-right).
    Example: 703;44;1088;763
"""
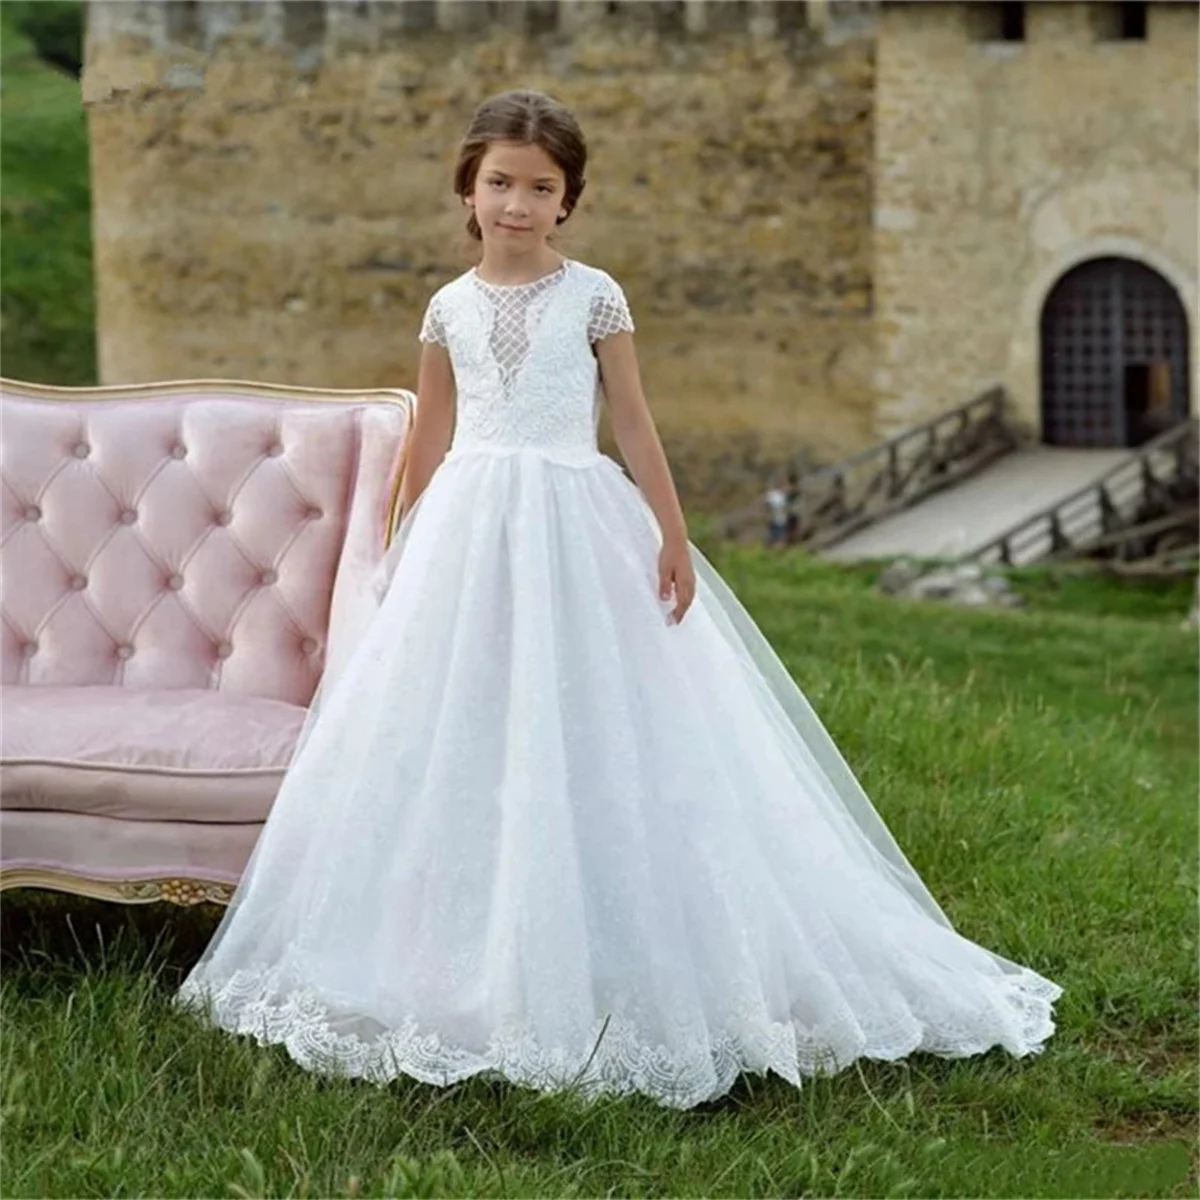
3;549;1196;1198
0;2;96;384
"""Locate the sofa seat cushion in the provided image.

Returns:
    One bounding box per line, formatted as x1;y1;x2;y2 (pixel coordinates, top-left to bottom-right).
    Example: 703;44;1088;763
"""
0;686;305;822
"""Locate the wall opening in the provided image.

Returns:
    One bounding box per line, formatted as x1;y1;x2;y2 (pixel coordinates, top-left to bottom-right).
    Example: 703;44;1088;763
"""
164;0;201;43
1093;1;1149;41
282;1;326;44
967;2;1026;43
1040;257;1191;448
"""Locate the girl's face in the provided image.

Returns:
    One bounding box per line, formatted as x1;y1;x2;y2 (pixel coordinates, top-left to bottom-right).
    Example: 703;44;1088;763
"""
467;140;569;253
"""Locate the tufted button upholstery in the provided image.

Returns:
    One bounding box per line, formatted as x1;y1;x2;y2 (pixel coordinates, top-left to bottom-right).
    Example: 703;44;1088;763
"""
214;641;232;660
266;441;284;458
1;385;413;705
0;382;415;903
24;505;41;521
116;644;134;660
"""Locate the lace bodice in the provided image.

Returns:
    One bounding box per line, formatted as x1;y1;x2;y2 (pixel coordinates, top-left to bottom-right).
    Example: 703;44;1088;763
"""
418;259;634;462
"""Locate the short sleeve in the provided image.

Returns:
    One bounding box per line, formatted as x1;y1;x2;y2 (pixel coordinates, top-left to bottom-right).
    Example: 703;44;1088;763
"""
588;274;635;344
418;293;447;347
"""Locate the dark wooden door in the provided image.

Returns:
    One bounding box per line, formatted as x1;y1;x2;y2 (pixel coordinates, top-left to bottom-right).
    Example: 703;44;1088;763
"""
1040;258;1191;447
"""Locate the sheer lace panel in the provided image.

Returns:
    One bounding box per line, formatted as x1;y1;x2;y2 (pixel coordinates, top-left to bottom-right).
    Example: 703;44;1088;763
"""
418;297;447;347
588;277;635;343
468;263;569;395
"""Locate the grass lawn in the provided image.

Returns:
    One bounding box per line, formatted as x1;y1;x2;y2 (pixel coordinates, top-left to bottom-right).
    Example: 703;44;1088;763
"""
3;550;1196;1198
1;3;96;385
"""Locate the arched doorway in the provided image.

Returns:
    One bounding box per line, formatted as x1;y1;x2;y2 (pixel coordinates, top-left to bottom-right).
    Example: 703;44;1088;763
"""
1040;257;1191;447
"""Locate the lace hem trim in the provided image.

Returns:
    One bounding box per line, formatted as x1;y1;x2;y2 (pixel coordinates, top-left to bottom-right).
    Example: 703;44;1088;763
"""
174;965;1062;1110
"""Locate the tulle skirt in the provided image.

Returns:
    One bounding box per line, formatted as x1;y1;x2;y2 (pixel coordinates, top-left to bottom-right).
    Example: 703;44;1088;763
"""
173;445;1062;1110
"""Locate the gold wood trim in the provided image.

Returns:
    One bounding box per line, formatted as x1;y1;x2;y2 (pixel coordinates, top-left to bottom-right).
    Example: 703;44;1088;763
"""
0;866;234;906
385;436;413;547
0;374;413;405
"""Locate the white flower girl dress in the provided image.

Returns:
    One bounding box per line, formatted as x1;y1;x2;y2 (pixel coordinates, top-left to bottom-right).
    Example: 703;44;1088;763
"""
174;257;1062;1109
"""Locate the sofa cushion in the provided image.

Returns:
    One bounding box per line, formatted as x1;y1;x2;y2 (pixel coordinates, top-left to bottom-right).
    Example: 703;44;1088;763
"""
1;388;411;706
1;686;304;822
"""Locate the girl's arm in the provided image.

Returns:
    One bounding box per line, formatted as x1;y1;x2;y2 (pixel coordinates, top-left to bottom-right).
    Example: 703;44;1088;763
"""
595;331;689;547
398;341;455;519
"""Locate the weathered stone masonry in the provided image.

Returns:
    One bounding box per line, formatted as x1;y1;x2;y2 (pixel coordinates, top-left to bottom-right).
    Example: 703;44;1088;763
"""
80;1;1197;508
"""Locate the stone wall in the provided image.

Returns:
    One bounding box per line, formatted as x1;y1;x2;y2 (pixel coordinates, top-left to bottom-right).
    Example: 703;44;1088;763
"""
81;0;878;511
873;0;1198;439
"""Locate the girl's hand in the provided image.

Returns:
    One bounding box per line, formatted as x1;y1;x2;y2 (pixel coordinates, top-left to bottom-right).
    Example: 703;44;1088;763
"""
658;538;696;625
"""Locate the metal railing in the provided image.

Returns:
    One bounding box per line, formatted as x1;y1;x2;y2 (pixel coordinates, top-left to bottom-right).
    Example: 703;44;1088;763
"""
969;418;1198;567
722;386;1020;547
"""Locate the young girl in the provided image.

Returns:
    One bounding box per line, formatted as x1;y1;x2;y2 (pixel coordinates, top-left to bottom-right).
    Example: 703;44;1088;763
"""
174;90;1062;1110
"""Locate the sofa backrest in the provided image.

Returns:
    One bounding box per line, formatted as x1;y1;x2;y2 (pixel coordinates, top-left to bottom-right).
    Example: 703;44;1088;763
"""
1;379;413;706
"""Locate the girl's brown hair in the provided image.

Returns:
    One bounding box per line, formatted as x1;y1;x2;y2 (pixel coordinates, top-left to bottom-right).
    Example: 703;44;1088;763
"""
452;90;588;243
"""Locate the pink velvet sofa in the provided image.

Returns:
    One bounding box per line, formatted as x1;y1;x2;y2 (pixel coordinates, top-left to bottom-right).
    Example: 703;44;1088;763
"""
0;377;414;907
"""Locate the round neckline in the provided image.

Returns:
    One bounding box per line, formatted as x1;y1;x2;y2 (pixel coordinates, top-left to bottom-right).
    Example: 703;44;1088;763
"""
471;258;570;289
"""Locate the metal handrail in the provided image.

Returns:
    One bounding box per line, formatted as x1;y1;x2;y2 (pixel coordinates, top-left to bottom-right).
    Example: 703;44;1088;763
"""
722;386;1019;543
969;417;1198;566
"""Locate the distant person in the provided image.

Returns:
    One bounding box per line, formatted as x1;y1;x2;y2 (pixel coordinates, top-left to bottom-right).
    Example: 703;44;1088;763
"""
785;467;802;545
764;483;789;547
